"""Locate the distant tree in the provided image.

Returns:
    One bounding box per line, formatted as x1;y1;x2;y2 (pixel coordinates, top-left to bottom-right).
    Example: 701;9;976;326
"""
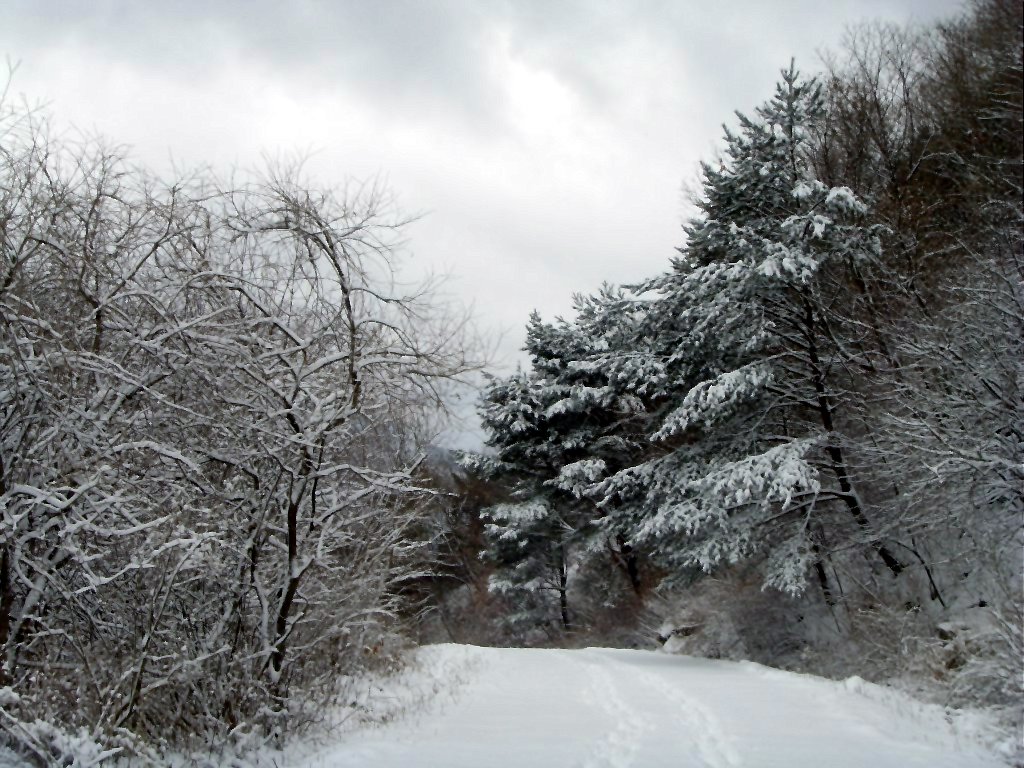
472;317;592;635
470;293;662;636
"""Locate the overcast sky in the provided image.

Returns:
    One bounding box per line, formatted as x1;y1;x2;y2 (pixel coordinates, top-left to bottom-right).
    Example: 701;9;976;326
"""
1;0;963;444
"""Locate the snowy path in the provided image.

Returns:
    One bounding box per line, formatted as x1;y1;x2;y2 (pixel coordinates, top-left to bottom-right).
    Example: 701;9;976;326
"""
293;644;1003;768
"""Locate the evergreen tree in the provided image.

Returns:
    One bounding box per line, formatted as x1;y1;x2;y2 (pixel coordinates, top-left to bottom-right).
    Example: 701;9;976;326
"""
471;294;660;632
591;64;903;596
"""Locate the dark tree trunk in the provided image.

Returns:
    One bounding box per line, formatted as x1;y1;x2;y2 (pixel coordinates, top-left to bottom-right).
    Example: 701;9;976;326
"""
609;534;643;594
271;493;302;682
811;542;836;607
270;439;314;686
557;544;571;631
803;298;904;577
0;544;13;686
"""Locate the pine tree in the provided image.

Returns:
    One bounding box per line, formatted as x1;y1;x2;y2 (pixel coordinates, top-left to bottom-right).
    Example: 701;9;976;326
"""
592;64;903;596
470;294;661;632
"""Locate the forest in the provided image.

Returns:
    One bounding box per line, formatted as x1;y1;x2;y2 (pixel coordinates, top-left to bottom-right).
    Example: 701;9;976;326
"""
0;0;1020;764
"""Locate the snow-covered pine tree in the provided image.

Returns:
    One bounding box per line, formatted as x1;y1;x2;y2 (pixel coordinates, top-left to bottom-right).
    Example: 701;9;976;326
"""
591;64;903;597
472;366;576;634
471;294;661;634
473;312;608;633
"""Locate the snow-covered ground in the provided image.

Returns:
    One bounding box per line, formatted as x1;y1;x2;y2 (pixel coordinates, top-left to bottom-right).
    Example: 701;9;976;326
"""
289;644;1007;768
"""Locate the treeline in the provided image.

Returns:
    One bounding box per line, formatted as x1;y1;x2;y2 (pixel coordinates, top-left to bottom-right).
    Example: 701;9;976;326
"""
0;91;476;760
455;0;1021;716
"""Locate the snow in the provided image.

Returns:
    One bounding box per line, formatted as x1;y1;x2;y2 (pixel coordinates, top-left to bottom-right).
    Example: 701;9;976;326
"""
290;644;1005;768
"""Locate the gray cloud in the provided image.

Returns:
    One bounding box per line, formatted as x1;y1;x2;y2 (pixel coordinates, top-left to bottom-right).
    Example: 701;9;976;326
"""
8;1;506;130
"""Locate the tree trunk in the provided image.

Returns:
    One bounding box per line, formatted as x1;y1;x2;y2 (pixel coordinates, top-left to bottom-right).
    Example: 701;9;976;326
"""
803;298;904;577
811;535;835;608
557;544;571;631
609;534;643;594
0;544;13;686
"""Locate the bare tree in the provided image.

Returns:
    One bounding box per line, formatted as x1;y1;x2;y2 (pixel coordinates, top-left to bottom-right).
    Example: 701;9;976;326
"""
0;87;480;760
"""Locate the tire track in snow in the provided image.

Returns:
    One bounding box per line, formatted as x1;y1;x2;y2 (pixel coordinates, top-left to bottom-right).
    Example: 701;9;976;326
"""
629;661;741;768
566;650;652;768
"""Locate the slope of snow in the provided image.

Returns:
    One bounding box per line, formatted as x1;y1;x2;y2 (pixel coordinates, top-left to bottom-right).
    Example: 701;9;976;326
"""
291;644;1006;768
